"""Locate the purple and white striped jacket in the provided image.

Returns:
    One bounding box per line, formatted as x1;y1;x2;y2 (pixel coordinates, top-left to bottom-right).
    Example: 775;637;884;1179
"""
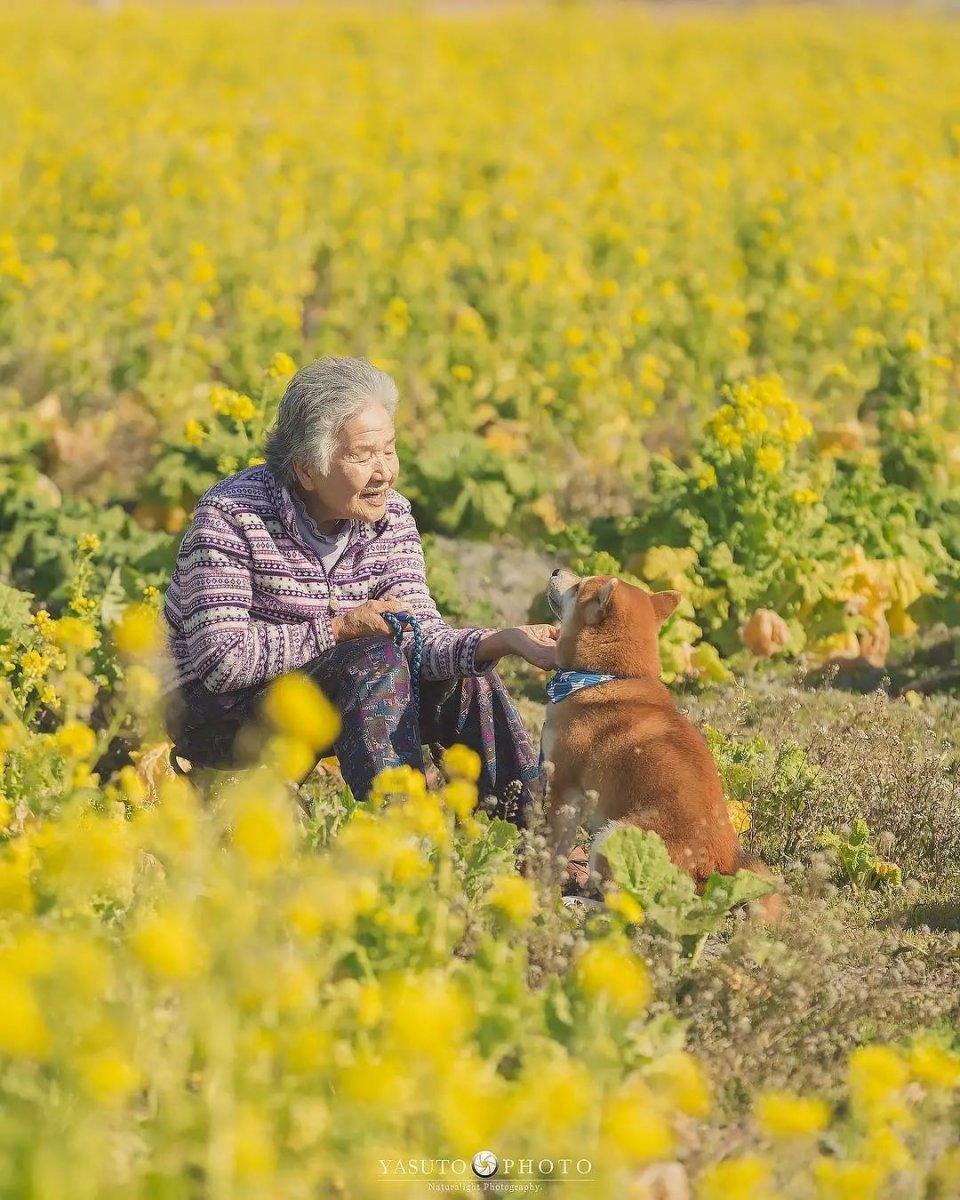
162;465;499;694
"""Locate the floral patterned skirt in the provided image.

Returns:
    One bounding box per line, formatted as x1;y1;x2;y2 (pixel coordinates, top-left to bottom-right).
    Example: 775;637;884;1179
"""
164;636;540;828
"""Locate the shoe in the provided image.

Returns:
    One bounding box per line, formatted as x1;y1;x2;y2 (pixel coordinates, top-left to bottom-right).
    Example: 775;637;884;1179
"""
563;844;591;894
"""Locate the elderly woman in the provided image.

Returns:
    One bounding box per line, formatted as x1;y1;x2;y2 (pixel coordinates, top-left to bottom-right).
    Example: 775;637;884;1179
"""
162;355;557;830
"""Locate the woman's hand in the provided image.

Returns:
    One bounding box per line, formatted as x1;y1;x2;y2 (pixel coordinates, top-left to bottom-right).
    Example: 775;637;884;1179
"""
474;624;560;669
331;598;408;642
506;623;560;671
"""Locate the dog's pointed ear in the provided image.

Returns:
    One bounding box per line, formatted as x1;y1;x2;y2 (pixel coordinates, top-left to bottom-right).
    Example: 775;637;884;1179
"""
584;577;618;625
649;589;681;625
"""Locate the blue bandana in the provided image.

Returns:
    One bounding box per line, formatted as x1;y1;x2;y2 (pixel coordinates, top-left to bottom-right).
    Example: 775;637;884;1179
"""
539;670;619;775
545;669;619;704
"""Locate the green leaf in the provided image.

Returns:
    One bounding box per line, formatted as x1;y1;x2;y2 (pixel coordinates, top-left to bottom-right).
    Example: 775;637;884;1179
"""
416;434;469;483
700;869;774;917
501;459;538;499
460;817;519;901
603;826;771;939
0;582;34;638
469;480;514;532
601;827;700;935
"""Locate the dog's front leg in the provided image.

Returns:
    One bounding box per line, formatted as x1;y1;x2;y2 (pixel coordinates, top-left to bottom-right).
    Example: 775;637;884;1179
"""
542;765;584;885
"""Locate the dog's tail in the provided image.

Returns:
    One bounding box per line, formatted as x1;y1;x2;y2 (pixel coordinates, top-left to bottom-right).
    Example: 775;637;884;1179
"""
734;848;785;923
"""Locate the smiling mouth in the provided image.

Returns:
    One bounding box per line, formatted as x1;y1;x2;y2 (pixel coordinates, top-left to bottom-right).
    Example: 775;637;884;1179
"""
361;489;387;500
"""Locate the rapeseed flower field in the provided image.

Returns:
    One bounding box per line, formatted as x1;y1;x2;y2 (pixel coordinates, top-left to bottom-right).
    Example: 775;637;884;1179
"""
1;4;960;1197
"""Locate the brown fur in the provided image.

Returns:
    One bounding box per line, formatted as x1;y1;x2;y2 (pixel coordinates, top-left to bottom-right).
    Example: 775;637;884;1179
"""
542;573;783;922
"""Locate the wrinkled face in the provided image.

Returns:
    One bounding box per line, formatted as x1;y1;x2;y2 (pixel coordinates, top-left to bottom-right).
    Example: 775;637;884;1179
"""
294;401;399;527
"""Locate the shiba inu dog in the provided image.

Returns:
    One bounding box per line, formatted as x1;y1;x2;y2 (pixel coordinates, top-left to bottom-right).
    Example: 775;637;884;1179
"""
543;569;782;921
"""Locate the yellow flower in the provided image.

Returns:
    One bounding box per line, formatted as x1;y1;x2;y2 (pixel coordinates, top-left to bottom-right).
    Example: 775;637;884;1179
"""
394;791;450;847
267;351;297;378
51;616;98;652
604;888;645;924
0;844;35;914
118;764;147;805
124;664;160;708
697;1155;777;1200
229;789;296;876
78;1048;141;1107
262;671;341;752
20;649;50;678
130;907;209;981
756;445;785;475
139;775;201;856
812;1158;885;1200
451;363;473;381
600;1076;675;1163
232;1107;276;1177
72;763;100;790
382;971;474;1059
904;328;925;352
646;1050;712;1117
265;734;315;781
696;464;718;491
728;797;752;835
793;487;819;505
31;609;55;639
226;393;256;422
908;1040;960;1089
285;869;378;937
755;1089;830;1139
743;408;769;435
574;940;651;1014
486;875;537;925
113;604;163;659
57;720;97;760
369;763;426;807
337;1049;413;1109
782;410;813;444
442;778;478;819
860;1126;912;1173
509;1053;596;1137
183;418;205;447
715;423;744;453
209;385;233;414
356;981;384;1028
336;813;407;873
441;743;482;782
0;972;51;1059
78;533;101;554
847;1044;909;1121
384;296;410;336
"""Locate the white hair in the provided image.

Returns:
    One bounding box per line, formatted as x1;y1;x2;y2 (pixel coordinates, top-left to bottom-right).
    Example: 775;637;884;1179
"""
264;355;399;487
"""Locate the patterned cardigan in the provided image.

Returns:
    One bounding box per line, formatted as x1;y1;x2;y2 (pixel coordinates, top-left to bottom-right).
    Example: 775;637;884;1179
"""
162;465;500;694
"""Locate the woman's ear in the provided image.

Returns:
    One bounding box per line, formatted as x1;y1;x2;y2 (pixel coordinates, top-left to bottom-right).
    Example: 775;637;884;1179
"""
649;590;681;625
292;458;315;491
